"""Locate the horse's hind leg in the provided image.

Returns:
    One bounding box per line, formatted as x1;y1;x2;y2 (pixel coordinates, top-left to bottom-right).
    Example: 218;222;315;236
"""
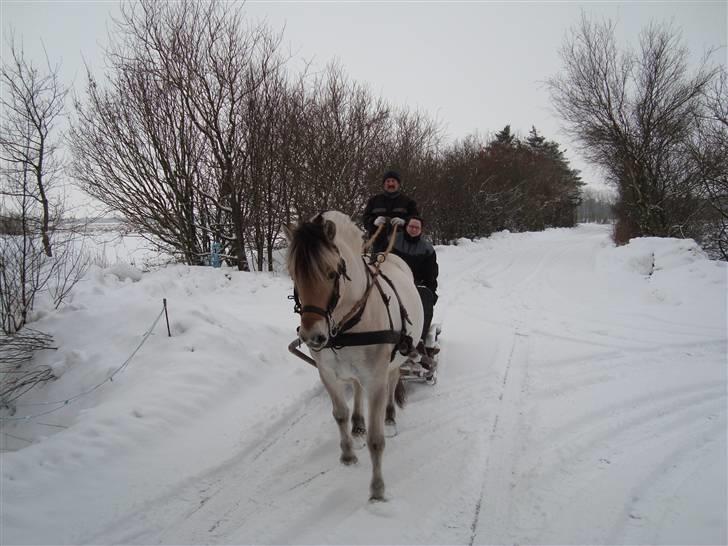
319;371;357;466
351;381;366;448
385;367;400;437
367;380;388;501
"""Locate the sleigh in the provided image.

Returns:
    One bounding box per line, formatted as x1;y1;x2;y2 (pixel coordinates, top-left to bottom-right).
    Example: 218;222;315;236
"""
400;323;441;385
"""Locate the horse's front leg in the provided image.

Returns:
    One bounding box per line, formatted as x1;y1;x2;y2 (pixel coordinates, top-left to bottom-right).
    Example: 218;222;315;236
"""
319;370;357;466
351;380;367;449
385;366;400;437
367;380;388;501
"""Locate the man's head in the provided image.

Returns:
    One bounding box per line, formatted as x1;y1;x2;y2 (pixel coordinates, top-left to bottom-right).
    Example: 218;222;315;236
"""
382;170;401;194
406;216;423;238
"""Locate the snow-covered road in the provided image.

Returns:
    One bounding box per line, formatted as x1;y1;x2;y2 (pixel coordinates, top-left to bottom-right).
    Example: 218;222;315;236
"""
2;224;725;545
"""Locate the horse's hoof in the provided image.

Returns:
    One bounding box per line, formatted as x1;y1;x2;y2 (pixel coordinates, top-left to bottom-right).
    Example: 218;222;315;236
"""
369;480;386;502
384;420;397;438
340;453;358;466
352;435;367;450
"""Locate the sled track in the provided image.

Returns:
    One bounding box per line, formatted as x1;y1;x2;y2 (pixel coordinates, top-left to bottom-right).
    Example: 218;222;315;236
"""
469;328;531;545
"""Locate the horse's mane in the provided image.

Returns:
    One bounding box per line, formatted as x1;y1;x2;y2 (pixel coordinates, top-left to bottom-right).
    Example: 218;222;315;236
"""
286;211;364;286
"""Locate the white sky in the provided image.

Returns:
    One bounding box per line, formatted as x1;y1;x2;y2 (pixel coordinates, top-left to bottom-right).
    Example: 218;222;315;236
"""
2;1;726;190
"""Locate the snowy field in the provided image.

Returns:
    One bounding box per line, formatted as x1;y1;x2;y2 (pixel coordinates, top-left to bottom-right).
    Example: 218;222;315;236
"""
1;223;726;545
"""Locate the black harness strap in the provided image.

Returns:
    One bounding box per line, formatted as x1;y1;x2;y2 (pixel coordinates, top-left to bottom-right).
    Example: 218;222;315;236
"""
299;305;328;317
376;270;414;360
327;330;402;349
378;270;412;329
372;275;395;332
333;258;373;335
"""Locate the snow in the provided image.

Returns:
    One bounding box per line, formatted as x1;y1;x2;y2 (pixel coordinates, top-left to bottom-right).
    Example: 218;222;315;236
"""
1;223;726;545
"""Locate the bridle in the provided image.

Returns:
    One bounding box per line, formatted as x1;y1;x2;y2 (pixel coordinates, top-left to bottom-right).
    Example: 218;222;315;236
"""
290;251;351;339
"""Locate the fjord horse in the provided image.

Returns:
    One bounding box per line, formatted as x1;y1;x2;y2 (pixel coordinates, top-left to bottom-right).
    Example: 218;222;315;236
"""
285;211;423;501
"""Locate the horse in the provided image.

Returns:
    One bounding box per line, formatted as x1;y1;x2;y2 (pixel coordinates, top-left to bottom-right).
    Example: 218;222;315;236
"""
284;211;424;501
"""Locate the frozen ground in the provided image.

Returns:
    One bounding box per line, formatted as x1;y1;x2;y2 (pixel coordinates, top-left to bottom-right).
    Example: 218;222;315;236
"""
1;223;725;545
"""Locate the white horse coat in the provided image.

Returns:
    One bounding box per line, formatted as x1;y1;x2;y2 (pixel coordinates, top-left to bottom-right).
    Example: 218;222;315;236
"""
285;211;423;501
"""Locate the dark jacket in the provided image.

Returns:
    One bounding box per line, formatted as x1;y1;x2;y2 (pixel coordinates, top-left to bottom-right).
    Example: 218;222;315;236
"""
392;231;438;301
362;192;419;243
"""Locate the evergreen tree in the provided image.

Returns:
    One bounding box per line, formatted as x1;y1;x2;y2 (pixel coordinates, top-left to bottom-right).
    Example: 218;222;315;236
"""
494;124;516;146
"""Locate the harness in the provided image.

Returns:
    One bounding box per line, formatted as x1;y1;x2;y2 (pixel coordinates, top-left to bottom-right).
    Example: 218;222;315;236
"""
290;253;413;365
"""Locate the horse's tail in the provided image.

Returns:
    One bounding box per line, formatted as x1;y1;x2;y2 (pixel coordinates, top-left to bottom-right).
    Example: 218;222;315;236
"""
395;377;407;408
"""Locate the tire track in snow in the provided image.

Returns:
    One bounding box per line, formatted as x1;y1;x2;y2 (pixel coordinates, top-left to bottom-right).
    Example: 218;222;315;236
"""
469;328;531;545
455;230;726;544
506;383;725;543
531;382;724;451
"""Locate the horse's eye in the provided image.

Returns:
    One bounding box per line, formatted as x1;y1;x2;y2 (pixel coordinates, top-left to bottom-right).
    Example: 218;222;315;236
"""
327;271;337;280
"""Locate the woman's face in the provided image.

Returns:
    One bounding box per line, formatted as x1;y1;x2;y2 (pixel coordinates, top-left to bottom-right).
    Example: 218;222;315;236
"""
406;219;422;237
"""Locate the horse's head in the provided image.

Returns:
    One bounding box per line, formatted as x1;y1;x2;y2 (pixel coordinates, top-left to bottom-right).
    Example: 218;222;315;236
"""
284;213;343;350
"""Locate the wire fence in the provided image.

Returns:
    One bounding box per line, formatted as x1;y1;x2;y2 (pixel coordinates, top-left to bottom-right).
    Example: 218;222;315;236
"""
1;300;170;422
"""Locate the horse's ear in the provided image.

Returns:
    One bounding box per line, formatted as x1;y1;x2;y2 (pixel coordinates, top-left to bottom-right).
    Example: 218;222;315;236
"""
323;220;336;242
281;223;294;242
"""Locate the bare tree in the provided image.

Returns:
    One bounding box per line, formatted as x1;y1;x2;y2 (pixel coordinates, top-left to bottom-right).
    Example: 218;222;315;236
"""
1;37;87;410
427;135;483;242
70;41;211;264
691;66;728;259
128;0;284;270
296;62;391;219
377;107;442;193
244;62;304;271
1;37;87;333
71;0;289;270
1;38;65;258
548;16;719;244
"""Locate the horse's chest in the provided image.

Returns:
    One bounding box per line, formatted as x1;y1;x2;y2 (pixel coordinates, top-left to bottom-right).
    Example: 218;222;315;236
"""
319;350;374;383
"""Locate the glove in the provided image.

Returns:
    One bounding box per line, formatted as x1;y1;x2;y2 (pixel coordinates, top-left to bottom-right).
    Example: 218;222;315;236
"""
390;217;405;227
374;216;387;226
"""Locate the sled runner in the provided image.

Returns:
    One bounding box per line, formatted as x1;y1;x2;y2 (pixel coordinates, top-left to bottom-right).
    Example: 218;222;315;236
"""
400;322;441;385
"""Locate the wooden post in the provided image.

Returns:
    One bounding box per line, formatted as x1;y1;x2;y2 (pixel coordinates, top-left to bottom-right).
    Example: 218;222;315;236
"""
163;299;171;337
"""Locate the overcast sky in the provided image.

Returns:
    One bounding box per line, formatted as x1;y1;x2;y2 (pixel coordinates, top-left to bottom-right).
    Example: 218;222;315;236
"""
2;1;726;191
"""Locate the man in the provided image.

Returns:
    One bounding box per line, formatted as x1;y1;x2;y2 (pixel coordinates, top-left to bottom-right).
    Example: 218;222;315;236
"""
362;170;419;254
392;215;439;345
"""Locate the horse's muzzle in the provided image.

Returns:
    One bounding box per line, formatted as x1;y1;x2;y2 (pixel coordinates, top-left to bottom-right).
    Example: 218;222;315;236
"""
301;332;328;351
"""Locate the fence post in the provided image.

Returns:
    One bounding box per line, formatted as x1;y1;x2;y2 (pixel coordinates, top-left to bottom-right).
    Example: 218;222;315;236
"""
163;299;171;337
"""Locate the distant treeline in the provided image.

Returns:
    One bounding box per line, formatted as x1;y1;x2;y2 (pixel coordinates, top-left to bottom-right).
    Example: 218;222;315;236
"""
577;189;616;224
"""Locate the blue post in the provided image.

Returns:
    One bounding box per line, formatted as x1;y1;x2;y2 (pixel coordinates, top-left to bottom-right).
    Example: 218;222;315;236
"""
211;242;222;268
